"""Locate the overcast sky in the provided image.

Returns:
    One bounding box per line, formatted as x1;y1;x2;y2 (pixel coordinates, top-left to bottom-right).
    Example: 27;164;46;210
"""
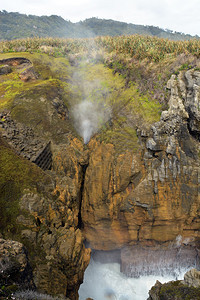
1;0;200;36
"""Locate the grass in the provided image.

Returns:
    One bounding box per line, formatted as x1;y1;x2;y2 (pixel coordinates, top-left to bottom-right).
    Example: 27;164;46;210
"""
0;52;65;110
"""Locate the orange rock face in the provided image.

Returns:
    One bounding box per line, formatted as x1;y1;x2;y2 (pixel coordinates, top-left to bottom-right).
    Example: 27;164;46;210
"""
16;136;91;299
82;139;199;250
81;71;200;251
82;140;145;249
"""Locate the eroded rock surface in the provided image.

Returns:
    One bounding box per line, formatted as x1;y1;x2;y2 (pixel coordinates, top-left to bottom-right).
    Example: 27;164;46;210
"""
0;53;91;300
0;134;90;299
0;112;51;165
0;65;12;75
0;51;200;300
81;69;200;253
15;137;91;299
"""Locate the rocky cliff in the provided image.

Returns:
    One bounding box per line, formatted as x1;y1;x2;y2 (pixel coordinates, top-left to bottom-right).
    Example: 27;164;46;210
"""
0;53;91;299
0;132;90;299
0;42;200;299
81;69;200;253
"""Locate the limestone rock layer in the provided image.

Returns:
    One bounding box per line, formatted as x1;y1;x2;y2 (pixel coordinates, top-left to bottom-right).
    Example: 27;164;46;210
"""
81;69;200;251
0;51;200;300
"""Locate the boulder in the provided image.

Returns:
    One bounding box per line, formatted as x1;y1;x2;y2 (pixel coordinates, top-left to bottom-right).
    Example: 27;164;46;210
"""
148;269;200;300
0;238;35;292
184;268;200;288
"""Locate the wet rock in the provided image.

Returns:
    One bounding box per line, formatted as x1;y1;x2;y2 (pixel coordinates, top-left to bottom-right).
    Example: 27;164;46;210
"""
148;280;162;300
121;245;198;278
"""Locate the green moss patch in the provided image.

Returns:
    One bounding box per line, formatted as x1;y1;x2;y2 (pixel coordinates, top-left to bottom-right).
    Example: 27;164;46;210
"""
0;50;162;149
155;280;200;300
0;52;76;142
0;52;71;110
0;138;47;237
69;61;161;151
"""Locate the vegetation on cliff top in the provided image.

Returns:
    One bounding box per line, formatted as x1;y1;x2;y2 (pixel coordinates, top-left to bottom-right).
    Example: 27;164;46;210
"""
1;35;200;60
1;35;200;149
1;36;200;102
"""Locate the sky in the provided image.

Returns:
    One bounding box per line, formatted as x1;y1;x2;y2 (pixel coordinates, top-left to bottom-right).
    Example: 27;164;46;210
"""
1;0;200;36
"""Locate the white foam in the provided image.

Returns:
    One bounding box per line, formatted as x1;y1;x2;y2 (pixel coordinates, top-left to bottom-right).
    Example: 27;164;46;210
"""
79;259;188;300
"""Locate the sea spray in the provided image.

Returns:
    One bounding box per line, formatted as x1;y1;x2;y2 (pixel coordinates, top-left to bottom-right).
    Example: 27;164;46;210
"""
78;259;189;300
72;99;110;144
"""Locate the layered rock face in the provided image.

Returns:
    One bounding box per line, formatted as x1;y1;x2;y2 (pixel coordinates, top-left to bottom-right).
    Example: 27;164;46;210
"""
0;134;90;299
1;50;200;299
16;138;91;299
81;69;200;254
0;112;52;169
0;54;90;299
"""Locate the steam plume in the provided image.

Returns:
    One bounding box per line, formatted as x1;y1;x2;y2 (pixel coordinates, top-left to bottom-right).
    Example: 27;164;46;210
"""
69;38;111;144
72;99;110;144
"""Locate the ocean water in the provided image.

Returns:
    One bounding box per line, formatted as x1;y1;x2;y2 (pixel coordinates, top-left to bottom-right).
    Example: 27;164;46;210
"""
78;258;188;300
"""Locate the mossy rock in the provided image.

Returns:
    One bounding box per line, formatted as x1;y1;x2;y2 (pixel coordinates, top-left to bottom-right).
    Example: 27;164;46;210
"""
149;280;200;300
0;135;51;238
0;52;77;143
0;51;162;148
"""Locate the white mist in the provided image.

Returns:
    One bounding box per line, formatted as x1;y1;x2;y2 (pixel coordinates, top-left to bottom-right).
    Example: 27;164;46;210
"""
72;100;110;144
78;259;188;300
